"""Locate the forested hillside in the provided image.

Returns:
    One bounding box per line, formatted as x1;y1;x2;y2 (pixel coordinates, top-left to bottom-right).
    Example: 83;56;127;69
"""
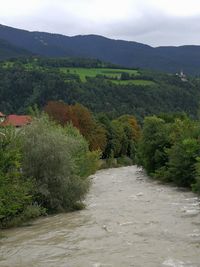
0;39;32;59
1;24;200;74
0;58;199;120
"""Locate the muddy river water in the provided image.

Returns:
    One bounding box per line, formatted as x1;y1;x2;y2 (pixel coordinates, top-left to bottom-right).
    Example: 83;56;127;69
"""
1;166;200;267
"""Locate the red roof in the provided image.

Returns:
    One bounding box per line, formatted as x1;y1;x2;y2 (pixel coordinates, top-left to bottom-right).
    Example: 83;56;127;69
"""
0;112;5;117
1;115;32;127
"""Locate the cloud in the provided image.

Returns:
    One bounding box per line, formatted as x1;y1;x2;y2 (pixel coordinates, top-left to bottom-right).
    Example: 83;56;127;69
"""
103;13;200;46
0;0;200;46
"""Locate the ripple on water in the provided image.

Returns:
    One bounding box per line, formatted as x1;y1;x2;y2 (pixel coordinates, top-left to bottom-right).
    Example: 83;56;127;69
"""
162;258;197;267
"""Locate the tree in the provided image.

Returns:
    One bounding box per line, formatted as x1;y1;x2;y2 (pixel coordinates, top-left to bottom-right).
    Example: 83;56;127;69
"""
121;72;130;80
137;116;171;174
20;115;92;212
166;138;200;187
45;102;107;152
117;115;140;140
44;101;71;126
0;127;32;227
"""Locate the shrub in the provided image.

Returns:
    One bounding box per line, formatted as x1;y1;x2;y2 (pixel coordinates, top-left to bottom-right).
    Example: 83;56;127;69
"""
20;115;97;212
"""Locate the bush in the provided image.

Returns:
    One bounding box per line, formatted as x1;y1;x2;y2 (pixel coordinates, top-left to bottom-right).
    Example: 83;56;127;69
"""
3;204;46;228
65;124;100;178
20;115;97;212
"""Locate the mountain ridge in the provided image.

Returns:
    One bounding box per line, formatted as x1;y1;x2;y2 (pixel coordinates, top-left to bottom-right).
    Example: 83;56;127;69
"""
0;24;200;74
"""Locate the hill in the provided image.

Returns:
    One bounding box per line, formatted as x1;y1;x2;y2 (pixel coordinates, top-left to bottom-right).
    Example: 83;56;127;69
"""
0;38;32;59
0;57;199;120
0;24;200;74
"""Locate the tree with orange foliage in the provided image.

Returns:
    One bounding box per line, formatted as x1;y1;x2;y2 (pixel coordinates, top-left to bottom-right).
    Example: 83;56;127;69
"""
69;103;107;151
44;101;107;152
44;101;71;126
117;115;141;141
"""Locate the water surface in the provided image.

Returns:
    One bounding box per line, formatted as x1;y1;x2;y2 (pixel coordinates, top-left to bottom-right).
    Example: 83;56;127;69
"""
1;166;200;267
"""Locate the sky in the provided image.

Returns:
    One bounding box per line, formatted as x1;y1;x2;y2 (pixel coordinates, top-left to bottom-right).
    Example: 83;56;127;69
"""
0;0;200;46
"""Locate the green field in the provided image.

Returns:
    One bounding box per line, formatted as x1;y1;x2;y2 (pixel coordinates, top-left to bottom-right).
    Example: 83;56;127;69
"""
60;67;139;81
2;61;155;86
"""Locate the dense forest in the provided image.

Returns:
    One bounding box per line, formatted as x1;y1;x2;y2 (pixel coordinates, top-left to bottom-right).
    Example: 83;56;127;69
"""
0;57;200;121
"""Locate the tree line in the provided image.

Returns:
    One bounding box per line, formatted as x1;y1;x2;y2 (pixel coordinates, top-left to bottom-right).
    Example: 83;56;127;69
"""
0;102;141;228
0;58;199;121
137;113;200;193
2;101;200;229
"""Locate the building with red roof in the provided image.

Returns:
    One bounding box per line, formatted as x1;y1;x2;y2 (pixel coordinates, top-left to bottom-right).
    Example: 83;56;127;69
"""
0;114;32;127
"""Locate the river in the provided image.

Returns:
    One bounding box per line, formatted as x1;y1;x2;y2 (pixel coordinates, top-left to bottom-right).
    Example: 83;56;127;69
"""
1;166;200;267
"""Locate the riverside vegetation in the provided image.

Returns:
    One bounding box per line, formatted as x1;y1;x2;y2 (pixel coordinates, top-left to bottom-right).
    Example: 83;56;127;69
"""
1;57;200;229
137;113;200;194
0;115;100;228
0;102;140;228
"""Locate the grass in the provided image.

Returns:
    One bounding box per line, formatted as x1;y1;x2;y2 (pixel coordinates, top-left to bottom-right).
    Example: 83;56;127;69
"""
60;67;139;82
2;62;155;86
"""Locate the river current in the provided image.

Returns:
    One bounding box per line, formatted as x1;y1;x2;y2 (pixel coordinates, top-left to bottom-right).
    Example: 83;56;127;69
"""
1;166;200;267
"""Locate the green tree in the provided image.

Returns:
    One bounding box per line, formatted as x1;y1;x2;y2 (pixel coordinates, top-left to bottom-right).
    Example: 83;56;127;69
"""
20;115;95;212
0;127;32;228
137;116;171;175
166;138;200;187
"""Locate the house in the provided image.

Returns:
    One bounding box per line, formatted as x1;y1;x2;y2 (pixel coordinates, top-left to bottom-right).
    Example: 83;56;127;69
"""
0;114;32;127
176;71;187;82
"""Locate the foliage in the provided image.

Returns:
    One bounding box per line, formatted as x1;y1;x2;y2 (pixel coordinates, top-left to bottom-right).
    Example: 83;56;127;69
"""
137;116;171;175
137;114;200;191
166;138;200;187
0;111;101;228
20;115;96;212
96;113;140;160
117;156;133;166
0;127;33;228
0;58;199;121
64;124;101;178
45;101;107;151
193;157;200;194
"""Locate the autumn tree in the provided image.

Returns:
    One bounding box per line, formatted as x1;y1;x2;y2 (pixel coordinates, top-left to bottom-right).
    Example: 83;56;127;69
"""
44;101;71;126
44;101;107;152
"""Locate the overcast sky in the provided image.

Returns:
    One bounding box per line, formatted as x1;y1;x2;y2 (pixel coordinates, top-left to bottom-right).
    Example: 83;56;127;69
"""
0;0;200;46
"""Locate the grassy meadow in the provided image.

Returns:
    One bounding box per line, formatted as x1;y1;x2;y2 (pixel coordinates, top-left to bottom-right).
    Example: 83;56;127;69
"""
60;67;139;81
1;59;156;85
